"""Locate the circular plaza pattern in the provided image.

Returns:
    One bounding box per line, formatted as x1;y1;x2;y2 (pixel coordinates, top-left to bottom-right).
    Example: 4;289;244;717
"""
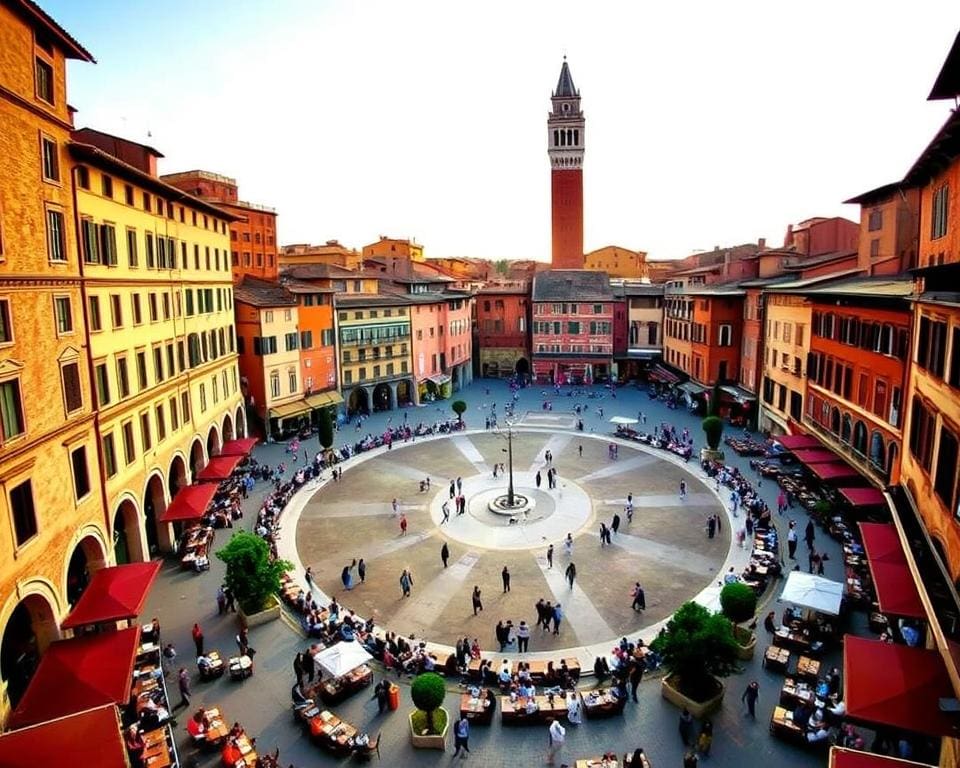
294;430;730;652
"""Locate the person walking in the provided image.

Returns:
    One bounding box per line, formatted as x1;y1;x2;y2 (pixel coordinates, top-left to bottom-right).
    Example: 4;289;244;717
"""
441;500;450;524
392;498;399;516
453;714;471;759
303;646;316;682
399;569;413;597
697;718;713;756
600;522;609;546
501;566;511;593
777;490;787;515
804;519;816;551
678;706;694;745
546;717;566;765
706;516;716;539
399;513;407;536
552;603;563;635
358;558;366;584
546;544;554;569
631;582;646;611
679;480;687;500
449;480;456;499
191;623;204;656
742;680;759;718
564;533;574;556
629;656;645;702
612;513;621;535
542;601;553;631
495;620;509;652
578;444;583;458
472;586;483;615
684;751;699;768
565;562;577;588
787;521;798;559
457;476;463;494
441;542;450;568
176;667;191;709
217;586;227;615
536;470;542;488
516;620;530;653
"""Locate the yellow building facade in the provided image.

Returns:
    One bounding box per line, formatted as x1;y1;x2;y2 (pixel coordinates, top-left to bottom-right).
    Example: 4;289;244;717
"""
584;246;649;279
362;236;424;263
758;294;811;434
70;141;244;561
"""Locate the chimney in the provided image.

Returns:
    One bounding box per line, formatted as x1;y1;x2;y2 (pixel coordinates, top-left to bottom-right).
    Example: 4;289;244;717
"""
758;237;766;250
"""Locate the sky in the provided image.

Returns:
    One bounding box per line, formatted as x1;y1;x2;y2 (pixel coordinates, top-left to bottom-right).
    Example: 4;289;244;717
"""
46;1;960;262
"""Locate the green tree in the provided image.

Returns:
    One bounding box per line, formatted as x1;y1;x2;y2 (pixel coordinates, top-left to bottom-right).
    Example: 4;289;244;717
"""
452;400;467;425
216;532;292;614
702;415;724;450
651;601;739;701
318;407;334;452
719;582;757;624
411;672;446;733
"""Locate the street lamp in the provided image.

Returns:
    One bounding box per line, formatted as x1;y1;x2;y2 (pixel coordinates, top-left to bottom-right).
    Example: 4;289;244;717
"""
494;415;518;508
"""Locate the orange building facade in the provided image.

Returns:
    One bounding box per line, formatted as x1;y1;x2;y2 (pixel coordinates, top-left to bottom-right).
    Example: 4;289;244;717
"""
362;236;423;263
279;240;362;271
410;295;473;398
476;283;530;378
283;280;338;397
584;246;648;279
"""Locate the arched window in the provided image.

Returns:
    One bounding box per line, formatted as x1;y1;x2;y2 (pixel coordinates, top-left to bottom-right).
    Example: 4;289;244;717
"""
574;129;579;145
553;130;559;147
567;129;573;146
870;431;885;468
560;130;565;147
840;414;852;444
830;406;841;434
852;421;867;455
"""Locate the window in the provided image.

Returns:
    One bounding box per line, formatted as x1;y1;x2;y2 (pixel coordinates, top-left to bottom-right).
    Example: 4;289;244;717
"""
110;294;123;327
124;184;134;205
908;397;935;471
568;321;580;334
868;209;883;231
593;304;603;314
300;330;313;349
934;426;959;512
199;384;207;412
0;299;12;344
101;174;113;198
99;224;117;265
136;351;147;390
870;239;880;258
155;404;166;442
102;433;117;478
116;357;130;398
0;380;25;440
932;185;949;240
140;411;152;451
153;347;163;382
270;374;280;398
122;421;136;464
321;329;334;346
917;316;947;378
53;296;72;334
148;293;158;322
169;397;179;431
181;392;190;423
70;446;90;500
285;332;298;351
950;327;960;389
718;324;732;346
126;229;138;267
10;480;37;547
35;57;53;103
131;293;142;325
94;363;110;407
40;135;59;181
46;208;65;261
61;362;82;413
288;370;297;393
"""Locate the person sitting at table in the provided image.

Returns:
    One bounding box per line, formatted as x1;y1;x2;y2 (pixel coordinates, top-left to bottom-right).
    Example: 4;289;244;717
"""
519;681;536;699
139;696;169;730
187;709;207;743
806;725;831;745
470;638;481;659
422;653;436;672
763;611;777;634
479;659;497;686
566;691;582;725
291;682;313;708
484;688;496;712
198;653;213;676
558;659;571;689
517;662;531;683
629;747;650;767
221;737;243;765
229;722;243;740
544;660;556;684
838;723;864;749
498;660;513;688
825;695;846;722
523;695;538;715
339;622;355;642
593;655;611;682
793;702;812;729
125;725;146;768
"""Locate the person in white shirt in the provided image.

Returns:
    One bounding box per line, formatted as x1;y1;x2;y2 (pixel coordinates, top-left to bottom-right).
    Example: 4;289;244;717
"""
566;692;582;725
546;718;566;765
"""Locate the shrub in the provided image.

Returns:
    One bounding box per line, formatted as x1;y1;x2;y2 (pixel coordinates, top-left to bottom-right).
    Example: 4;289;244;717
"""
452;400;467;425
215;532;292;614
702;416;724;450
651;601;739;702
411;672;447;733
719;582;757;624
318;407;335;451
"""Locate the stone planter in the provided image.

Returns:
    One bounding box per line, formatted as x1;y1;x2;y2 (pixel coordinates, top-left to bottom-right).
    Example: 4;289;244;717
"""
660;674;724;718
733;627;757;661
700;448;725;463
409;708;449;750
238;594;281;628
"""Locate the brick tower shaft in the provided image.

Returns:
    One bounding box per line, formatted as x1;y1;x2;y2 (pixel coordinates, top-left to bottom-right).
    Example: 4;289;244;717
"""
548;58;585;270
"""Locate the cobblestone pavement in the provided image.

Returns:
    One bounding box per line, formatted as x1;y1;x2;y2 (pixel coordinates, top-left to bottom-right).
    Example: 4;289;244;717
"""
144;379;845;768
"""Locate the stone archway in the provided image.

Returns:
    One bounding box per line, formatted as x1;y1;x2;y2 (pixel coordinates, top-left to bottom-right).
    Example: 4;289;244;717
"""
65;534;107;607
235;406;246;438
0;592;58;710
348;387;369;417
113;498;147;564
169;454;188;499
372;383;391;412
207;424;221;458
515;357;530;377
189;438;206;476
223;413;234;443
396;380;413;407
143;472;167;557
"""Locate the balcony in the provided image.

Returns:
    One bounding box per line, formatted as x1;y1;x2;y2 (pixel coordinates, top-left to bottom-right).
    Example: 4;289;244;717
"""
339;332;410;347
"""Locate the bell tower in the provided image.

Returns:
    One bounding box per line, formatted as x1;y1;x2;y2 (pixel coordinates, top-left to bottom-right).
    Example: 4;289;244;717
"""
548;57;585;269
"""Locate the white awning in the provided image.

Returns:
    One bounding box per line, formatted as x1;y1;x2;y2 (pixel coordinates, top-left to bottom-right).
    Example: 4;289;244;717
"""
779;571;844;616
609;416;639;425
314;641;373;678
427;374;451;386
721;384;757;402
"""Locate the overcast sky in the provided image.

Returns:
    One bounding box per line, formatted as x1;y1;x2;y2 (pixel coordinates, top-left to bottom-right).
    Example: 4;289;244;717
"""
48;1;959;261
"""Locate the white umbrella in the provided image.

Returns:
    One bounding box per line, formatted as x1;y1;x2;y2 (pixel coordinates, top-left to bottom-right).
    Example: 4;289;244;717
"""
778;571;843;616
314;641;373;678
609;416;639;425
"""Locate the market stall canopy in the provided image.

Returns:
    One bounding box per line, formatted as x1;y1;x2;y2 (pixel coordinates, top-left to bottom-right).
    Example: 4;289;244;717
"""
839;487;887;508
859;523;925;619
648;364;680;385
775;434;820;450
609;416;638;425
791;448;839;465
810;462;862;482
196;454;243;482
829;746;935;768
428;374;451;386
844;635;957;738
779;571;844;616
61;561;162;629
158;483;218;523
8;627;140;729
315;641;373;679
220;437;258;456
0;705;129;767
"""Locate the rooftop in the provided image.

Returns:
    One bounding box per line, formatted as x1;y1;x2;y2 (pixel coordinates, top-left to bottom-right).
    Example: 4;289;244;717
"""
335;293;415;309
15;0;94;61
282;264;370;281
776;276;913;299
532;270;613;302
928;30;960;101
233;277;297;308
782;250;858;271
280;277;335;295
843;181;907;206
904;108;960;186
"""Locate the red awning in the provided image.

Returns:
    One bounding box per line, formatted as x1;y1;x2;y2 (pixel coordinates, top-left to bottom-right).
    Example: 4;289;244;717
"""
776;434;820;450
61;561;162;629
196;454;243;482
649;364;680;385
158;483;218;523
8;627;140;730
840;487;887;508
859;523;926;619
829;747;935;768
810;462;862;482
220;437;258;456
791;448;838;465
0;705;129;767
844;635;957;738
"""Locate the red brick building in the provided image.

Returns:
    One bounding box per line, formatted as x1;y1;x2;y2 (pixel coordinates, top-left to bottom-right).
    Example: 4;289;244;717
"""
548;59;584;270
162;170;278;283
476;282;530;378
532;271;613;384
783;216;859;257
843;183;920;277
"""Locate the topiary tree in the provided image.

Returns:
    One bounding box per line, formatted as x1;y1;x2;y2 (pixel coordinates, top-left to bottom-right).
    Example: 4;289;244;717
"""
451;400;467;425
318;407;334;452
720;582;757;624
411;672;446;733
651;601;739;702
708;383;723;416
702;415;724;450
216;531;293;615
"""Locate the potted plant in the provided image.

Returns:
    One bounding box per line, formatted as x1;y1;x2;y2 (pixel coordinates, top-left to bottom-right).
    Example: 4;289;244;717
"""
700;416;725;462
451;400;467;427
719;582;758;660
408;672;449;750
652;601;739;717
318;407;335;460
216;532;292;627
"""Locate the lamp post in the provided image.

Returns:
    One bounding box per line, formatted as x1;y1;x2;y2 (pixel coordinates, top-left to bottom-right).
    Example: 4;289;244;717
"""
495;416;517;507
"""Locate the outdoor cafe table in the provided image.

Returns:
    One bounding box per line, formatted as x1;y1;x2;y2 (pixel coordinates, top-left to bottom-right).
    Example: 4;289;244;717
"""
459;691;494;724
309;710;359;754
763;645;791;673
579;689;626;719
501;694;567;724
576;760;619;768
796;655;821;682
319;663;373;704
779;678;817;709
769;705;806;745
204;708;230;744
229;654;253;680
222;732;257;767
142;727;173;768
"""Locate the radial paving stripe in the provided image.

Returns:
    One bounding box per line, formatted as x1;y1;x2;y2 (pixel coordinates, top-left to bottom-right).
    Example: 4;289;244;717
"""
528;432;574;472
374;458;441;484
573;453;658;483
537;557;617;641
451;434;492;474
599;493;716;508
310;502;427;517
389;550;481;638
585;529;717;575
350;530;437;565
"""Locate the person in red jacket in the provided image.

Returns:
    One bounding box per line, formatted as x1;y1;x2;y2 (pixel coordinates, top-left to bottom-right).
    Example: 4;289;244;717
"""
192;623;204;656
